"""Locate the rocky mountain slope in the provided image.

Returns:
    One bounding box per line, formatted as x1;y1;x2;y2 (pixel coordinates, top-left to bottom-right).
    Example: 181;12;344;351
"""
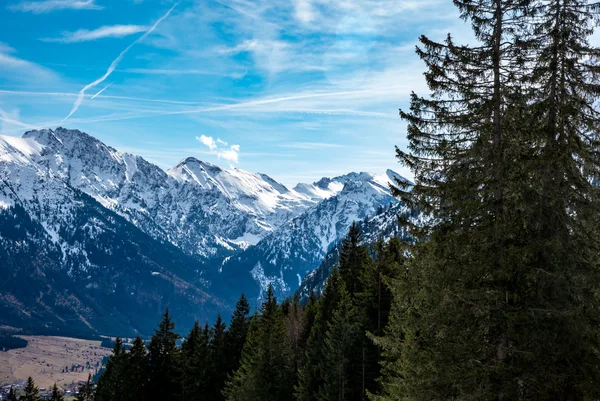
295;201;418;302
14;128;329;259
213;170;405;303
0;134;225;337
0;128;409;335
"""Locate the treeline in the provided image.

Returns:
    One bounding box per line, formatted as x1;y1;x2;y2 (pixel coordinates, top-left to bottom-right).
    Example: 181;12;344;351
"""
6;375;93;401
93;224;405;401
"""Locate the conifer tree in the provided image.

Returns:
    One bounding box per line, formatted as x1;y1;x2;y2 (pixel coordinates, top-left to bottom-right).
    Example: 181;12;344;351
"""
95;337;126;401
50;383;65;401
20;377;40;401
376;0;600;399
75;374;93;401
225;293;251;374
122;336;148;401
317;286;362;401
285;296;308;384
338;223;371;295
296;269;343;401
146;308;181;401
49;383;64;401
7;386;18;401
225;285;293;401
208;314;228;401
224;313;262;401
181;321;210;401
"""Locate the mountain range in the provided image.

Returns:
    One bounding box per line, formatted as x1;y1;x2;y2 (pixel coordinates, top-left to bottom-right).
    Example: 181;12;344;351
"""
0;128;408;336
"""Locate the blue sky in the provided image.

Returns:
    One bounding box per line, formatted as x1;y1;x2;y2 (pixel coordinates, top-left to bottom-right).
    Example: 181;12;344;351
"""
0;0;467;186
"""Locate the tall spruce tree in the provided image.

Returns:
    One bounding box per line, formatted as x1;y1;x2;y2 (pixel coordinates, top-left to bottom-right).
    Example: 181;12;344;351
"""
181;321;211;401
224;312;262;401
75;374;94;401
296;269;344;401
209;314;228;401
375;0;600;400
338;222;372;295
49;383;64;401
20;377;40;401
225;293;251;375
146;308;181;401
512;0;600;397
317;283;362;401
7;386;17;401
284;296;308;387
95;337;126;401
225;285;293;401
122;336;148;401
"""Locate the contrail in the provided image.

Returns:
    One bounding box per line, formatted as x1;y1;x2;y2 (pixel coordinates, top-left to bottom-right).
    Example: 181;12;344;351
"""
61;2;179;123
91;84;110;99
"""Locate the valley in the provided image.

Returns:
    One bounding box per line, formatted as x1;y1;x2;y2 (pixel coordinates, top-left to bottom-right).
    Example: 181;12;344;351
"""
0;335;111;390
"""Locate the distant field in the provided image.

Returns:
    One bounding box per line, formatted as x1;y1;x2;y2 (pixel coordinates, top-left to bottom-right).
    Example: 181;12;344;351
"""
0;335;111;389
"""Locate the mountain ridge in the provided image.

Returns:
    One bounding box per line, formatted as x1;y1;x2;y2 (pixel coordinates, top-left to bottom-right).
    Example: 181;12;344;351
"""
0;127;408;335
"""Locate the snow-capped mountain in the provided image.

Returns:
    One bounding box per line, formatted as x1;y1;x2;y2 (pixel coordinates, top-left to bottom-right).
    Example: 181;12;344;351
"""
213;170;405;303
0;127;410;335
0;134;225;337
168;157;327;251
11;128;328;259
295;201;417;302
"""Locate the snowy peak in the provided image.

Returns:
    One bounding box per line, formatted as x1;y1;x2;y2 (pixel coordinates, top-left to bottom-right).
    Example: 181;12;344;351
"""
218;167;407;302
168;156;315;217
0;134;44;165
293;170;399;201
22;128;62;148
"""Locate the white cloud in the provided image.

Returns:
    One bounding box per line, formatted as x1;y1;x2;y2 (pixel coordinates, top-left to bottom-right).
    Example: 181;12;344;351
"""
43;25;148;43
198;134;217;150
8;0;102;13
197;135;240;163
294;0;314;24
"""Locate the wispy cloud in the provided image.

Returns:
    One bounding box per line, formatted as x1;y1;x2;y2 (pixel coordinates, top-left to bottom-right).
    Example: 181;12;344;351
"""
43;25;148;43
278;142;346;150
197;135;241;163
0;42;15;53
61;2;180;123
8;0;102;13
0;46;58;83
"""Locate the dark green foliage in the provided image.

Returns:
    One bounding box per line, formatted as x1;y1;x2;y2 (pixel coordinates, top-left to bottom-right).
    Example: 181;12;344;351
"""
88;238;404;401
296;269;344;401
94;338;126;401
122;337;148;401
339;222;371;296
225;293;251;374
208;314;228;401
224;285;295;401
317;286;362;401
146;309;181;401
181;321;211;401
373;0;600;400
7;386;18;401
296;225;407;401
20;377;40;401
49;383;64;401
75;374;94;401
